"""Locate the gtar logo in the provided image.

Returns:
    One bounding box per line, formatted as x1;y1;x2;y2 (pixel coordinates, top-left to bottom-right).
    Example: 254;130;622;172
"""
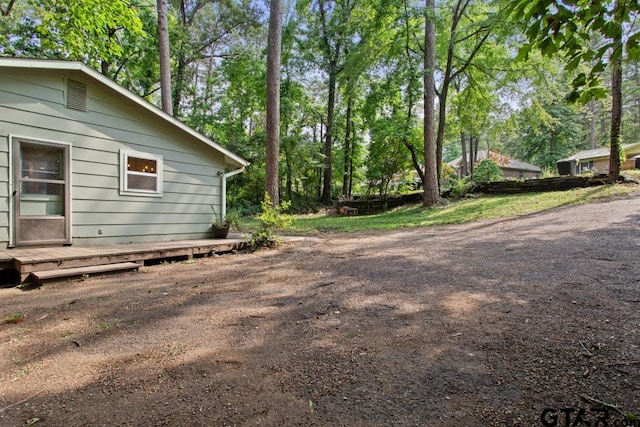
540;407;609;426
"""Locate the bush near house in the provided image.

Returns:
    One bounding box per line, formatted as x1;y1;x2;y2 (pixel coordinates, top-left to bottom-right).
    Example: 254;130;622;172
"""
474;159;504;182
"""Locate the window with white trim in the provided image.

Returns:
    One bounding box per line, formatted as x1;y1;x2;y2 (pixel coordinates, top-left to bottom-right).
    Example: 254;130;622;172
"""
120;149;163;196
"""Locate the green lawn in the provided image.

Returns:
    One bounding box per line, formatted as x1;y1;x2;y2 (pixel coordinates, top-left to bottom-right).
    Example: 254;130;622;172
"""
239;184;639;235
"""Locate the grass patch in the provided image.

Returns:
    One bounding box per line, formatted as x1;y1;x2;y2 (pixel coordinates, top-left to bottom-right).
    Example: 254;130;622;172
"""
163;342;187;360
96;318;121;330
14;361;42;379
262;184;638;234
61;332;76;340
623;170;640;180
2;312;25;324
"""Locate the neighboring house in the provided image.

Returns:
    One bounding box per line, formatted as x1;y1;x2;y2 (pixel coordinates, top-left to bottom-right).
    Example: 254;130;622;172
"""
449;151;542;179
557;142;640;175
0;58;248;248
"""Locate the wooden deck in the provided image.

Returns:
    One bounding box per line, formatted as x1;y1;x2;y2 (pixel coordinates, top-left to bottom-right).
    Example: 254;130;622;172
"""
0;234;250;284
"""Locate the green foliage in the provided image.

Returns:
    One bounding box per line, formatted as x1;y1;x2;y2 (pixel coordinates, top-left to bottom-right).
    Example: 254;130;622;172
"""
211;206;241;231
233;199;262;217
363;74;419;197
250;194;295;249
36;0;144;69
440;161;460;195
288;194;320;214
5;0;638;211
473;159;504;183
113;5;162;96
508;0;639;103
450;177;474;199
440;162;458;183
541;167;559;178
169;0;261;117
507;100;584;169
225;133;267;207
223;209;242;232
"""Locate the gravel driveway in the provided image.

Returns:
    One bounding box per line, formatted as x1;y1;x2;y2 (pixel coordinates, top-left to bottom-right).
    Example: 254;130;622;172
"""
2;193;640;426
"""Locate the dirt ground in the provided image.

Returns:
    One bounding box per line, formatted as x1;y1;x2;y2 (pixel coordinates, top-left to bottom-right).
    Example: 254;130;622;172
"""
2;194;640;427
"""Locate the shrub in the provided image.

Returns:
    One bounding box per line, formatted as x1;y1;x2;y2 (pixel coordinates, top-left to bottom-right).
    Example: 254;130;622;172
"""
474;159;504;183
250;193;295;249
289;194;320;214
441;162;458;181
450;176;474;198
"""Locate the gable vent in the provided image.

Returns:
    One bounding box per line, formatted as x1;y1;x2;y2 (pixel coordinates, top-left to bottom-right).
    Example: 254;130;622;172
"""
66;79;87;112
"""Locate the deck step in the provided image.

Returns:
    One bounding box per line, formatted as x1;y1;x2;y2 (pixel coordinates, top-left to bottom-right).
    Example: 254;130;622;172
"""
29;262;141;284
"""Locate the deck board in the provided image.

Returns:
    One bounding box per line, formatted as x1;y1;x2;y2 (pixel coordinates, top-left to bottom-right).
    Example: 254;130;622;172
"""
30;262;141;284
0;234;251;282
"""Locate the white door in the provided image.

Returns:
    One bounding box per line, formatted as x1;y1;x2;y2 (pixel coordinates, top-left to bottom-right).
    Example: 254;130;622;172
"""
13;139;71;246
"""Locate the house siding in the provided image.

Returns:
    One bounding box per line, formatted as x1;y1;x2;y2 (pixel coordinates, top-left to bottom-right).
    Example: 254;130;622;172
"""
590;159;609;174
558;143;640;175
574;158;632;175
0;68;227;247
0;135;10;245
622;158;637;170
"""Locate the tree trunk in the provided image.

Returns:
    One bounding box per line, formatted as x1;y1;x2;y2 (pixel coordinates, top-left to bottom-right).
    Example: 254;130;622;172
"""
285;147;292;200
434;0;488;184
101;60;109;76
265;0;283;205
469;135;477;179
349;123;356;196
172;58;185;117
423;0;440;207
316;0;349;204
342;87;353;197
401;65;424;185
317;120;324;199
435;0;462;188
609;51;622;183
0;0;16;16
608;1;623;183
322;65;337;203
588;100;597;149
460;132;468;177
473;136;479;161
282;76;292;201
636;62;640;126
157;0;173;115
402;0;425;185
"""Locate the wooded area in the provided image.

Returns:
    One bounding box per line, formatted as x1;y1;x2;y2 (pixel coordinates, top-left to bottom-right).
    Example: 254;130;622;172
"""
0;0;638;211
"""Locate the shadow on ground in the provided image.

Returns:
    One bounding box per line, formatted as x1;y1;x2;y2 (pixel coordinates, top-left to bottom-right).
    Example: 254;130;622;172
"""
1;196;640;426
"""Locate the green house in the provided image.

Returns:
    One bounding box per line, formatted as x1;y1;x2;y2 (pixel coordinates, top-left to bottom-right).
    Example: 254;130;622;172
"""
0;58;247;248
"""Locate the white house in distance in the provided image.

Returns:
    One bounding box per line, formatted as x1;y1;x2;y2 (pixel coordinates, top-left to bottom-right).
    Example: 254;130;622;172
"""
0;58;248;249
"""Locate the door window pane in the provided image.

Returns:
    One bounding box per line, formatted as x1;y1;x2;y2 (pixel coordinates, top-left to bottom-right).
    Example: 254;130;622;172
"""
20;183;64;215
21;144;63;180
21;181;64;196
